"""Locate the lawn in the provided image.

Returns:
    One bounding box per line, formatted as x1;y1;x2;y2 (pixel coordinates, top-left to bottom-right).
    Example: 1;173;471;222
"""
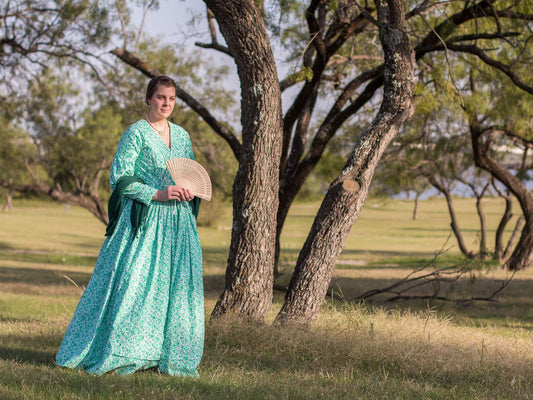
0;197;532;399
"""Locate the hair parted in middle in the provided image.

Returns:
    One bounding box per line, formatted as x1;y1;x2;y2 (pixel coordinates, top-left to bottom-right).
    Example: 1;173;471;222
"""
145;75;178;105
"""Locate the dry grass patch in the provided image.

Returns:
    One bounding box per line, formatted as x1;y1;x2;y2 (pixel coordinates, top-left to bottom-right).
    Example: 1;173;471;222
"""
203;305;533;399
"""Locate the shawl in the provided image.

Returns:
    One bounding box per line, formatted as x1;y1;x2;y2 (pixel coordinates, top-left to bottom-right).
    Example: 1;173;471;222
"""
105;176;148;237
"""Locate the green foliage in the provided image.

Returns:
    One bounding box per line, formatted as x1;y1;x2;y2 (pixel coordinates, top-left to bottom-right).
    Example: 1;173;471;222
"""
0;0;111;91
0;113;34;187
20;68;119;196
285;66;314;85
2;28;238;213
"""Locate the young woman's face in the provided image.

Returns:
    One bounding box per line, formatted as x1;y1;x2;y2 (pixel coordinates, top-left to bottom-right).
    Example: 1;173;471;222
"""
147;85;176;120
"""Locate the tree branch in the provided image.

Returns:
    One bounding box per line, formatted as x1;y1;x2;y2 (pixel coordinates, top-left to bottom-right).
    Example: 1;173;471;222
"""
110;47;241;159
353;257;516;304
445;43;533;95
194;41;232;56
194;7;232;56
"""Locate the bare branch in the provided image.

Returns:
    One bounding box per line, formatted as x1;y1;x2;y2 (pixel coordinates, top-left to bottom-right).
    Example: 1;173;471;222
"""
447;32;521;43
406;0;454;20
194;7;231;56
446;43;533;95
115;0;128;49
352;0;378;26
135;0;158;55
353;255;516;304
194;41;231;56
110;47;159;77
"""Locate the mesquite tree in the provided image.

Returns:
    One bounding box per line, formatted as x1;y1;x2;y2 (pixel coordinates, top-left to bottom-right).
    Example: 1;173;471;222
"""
275;0;415;325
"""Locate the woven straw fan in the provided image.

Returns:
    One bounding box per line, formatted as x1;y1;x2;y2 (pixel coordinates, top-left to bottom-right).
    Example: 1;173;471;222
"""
165;158;212;201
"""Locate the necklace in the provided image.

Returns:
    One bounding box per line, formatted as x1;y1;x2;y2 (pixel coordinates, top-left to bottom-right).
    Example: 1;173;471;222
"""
146;115;168;136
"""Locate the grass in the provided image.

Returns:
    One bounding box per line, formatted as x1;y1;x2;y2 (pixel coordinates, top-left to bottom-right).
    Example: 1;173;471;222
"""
0;197;532;399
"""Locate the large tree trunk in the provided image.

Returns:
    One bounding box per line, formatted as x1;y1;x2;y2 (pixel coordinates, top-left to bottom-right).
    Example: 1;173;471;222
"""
470;118;533;270
206;0;283;322
275;0;415;326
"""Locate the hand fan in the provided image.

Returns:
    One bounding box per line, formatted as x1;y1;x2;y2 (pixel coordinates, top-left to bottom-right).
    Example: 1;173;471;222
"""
165;158;212;201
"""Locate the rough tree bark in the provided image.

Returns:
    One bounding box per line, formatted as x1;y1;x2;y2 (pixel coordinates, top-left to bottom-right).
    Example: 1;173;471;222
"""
204;0;283;321
275;0;415;325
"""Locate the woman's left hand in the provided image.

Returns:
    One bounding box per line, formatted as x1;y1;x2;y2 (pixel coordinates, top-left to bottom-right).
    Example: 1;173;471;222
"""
154;185;194;202
172;186;194;202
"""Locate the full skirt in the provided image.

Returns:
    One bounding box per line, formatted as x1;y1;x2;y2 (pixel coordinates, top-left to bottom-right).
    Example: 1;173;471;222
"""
56;200;204;376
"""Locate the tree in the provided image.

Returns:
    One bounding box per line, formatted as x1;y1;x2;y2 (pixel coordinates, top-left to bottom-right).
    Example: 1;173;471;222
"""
0;0;110;87
377;55;533;263
2;70;124;222
0;1;113;216
204;0;283;321
466;77;533;270
112;0;533;324
275;0;415;325
0;110;34;211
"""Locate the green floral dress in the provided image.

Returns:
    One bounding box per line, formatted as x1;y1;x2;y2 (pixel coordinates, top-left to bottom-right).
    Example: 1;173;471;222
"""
56;120;204;376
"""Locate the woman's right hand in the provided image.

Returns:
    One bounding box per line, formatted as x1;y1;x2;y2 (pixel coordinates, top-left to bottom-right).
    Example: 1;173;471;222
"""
153;186;194;202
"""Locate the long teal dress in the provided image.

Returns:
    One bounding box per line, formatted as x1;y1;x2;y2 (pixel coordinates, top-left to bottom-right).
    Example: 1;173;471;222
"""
56;120;204;376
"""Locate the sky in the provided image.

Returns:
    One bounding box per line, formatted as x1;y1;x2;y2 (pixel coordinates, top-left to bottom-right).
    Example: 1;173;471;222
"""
133;1;210;48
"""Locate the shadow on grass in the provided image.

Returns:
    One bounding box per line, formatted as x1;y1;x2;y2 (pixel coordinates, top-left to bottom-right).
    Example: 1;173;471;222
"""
0;328;62;367
0;266;91;287
0;251;97;267
0;345;56;367
279;248;444;271
202;246;229;265
398;226;486;234
327;274;533;327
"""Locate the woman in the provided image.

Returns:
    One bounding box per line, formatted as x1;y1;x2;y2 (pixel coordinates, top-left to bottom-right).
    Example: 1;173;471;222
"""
56;75;204;376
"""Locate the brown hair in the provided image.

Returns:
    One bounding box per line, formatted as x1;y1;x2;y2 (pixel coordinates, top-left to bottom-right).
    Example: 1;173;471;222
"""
145;75;178;105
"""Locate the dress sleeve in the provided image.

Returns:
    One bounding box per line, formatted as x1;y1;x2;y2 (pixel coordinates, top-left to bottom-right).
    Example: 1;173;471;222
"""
110;126;157;206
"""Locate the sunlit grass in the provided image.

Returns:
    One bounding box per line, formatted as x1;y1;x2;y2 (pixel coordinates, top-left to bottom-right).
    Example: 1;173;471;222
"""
0;197;532;399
